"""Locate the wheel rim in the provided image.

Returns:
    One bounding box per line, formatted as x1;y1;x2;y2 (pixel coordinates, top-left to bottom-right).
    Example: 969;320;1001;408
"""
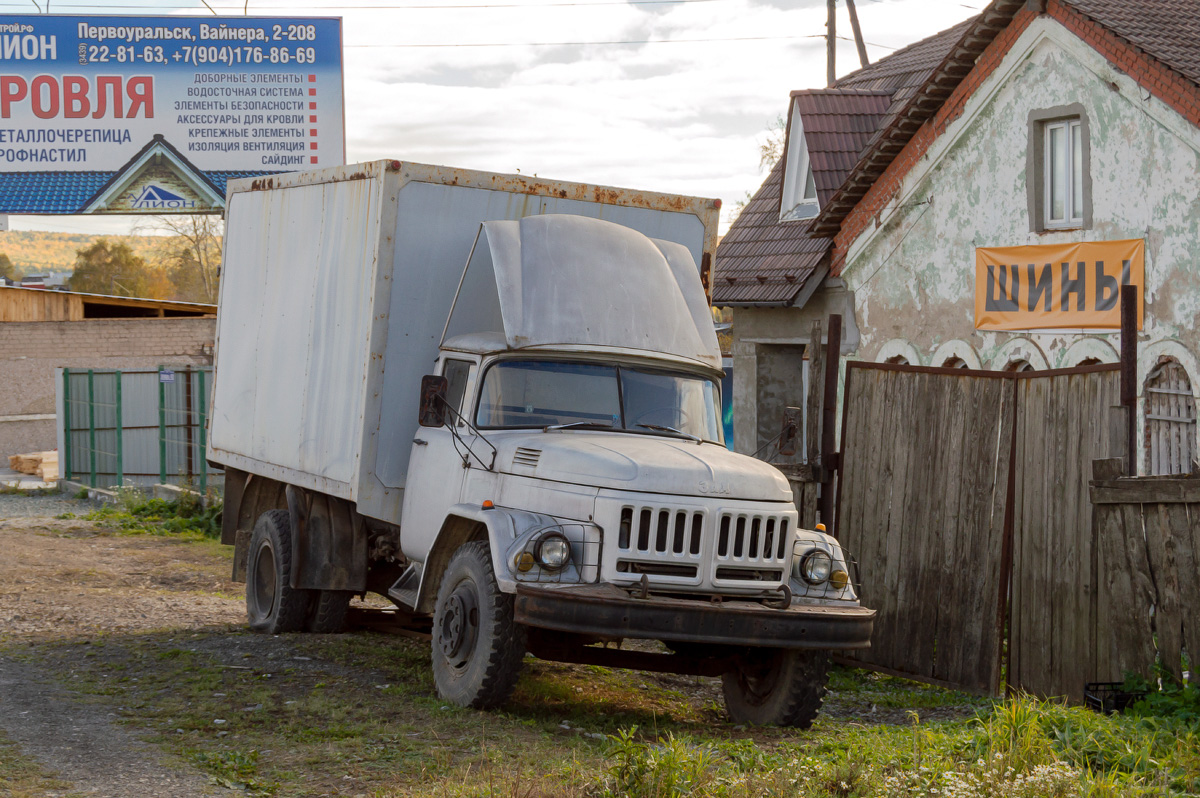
251;541;277;619
438;578;480;669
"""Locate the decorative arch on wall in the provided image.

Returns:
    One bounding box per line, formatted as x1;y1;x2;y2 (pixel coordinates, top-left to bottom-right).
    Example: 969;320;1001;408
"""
1064;338;1118;366
876;339;922;366
930;340;981;370
1143;358;1197;475
1134;341;1200;476
990;337;1050;372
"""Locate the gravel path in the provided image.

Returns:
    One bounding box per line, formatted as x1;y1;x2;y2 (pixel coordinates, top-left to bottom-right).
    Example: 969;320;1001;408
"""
0;490;95;519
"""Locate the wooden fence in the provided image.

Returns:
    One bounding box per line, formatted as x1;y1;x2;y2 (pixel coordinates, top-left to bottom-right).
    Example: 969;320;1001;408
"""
1009;370;1123;702
836;364;1015;694
1091;468;1200;685
836;362;1129;700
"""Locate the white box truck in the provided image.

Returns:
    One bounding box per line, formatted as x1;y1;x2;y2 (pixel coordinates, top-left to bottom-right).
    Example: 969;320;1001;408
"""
209;160;873;727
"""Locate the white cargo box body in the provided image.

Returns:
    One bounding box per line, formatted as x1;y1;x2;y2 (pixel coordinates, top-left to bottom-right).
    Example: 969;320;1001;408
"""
209;160;720;523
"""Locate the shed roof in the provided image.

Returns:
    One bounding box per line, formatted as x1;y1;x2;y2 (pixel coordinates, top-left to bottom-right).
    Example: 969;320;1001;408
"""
0;284;215;322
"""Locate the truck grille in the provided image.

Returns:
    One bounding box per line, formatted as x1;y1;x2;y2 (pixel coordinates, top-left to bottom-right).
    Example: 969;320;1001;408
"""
614;505;705;585
608;504;796;590
713;512;792;586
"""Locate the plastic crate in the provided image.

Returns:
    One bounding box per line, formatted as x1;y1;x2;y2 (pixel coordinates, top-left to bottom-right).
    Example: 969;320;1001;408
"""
1084;682;1147;714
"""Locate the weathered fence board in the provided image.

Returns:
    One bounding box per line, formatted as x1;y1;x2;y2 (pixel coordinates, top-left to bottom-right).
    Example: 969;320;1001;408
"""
1009;369;1121;702
837;364;1013;694
1092;475;1200;684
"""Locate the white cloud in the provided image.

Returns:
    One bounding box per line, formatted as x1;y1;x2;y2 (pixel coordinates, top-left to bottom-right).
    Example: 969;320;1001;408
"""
8;0;979;234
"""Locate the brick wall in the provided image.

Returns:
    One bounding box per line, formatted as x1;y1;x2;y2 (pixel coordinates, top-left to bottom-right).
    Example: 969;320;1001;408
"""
0;318;215;456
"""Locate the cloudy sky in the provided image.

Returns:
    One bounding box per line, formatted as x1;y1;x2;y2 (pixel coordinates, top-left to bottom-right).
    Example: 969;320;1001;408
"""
9;0;980;236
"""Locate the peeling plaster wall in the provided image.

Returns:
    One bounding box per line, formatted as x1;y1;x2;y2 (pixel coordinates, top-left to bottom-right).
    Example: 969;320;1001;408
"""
844;18;1200;389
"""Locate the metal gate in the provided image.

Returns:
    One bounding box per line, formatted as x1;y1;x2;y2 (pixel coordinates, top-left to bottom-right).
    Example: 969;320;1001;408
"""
836;361;1122;699
58;367;219;491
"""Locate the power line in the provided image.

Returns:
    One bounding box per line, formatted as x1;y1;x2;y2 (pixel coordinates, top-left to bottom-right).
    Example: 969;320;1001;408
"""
1;0;729;7
343;33;896;49
348;34;824;47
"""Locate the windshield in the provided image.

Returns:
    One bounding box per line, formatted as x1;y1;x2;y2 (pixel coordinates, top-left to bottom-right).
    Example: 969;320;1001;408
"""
476;360;723;443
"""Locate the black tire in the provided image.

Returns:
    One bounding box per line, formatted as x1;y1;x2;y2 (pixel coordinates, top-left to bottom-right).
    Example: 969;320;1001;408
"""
245;509;311;634
307;590;353;633
721;648;830;728
431;540;526;709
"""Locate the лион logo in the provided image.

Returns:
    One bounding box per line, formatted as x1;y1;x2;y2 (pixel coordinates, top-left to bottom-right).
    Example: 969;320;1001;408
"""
129;185;197;210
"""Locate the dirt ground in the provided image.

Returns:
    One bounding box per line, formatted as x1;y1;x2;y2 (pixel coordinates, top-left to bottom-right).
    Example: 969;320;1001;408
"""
0;511;247;797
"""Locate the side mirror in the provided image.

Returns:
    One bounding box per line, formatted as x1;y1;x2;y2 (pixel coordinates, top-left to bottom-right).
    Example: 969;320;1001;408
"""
778;407;802;456
418;375;449;427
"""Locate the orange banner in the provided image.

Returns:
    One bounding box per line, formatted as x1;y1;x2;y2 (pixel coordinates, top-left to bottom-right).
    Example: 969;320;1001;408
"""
975;240;1144;330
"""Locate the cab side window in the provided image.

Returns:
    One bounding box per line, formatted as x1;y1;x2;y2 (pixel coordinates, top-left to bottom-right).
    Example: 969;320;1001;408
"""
442;359;473;424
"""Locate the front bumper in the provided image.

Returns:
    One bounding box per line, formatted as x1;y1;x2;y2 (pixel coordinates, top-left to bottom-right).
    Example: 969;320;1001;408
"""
514;583;875;650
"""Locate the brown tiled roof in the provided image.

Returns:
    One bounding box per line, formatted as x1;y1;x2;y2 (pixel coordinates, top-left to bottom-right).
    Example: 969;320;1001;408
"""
809;0;1027;235
713;21;967;305
1066;0;1200;86
712;158;828;305
792;90;894;206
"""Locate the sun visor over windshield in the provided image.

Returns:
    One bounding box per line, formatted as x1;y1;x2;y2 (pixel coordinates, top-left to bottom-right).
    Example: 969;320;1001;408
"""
477;215;720;371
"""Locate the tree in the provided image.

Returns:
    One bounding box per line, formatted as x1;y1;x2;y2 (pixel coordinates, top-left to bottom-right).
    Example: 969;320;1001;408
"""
150;215;223;303
758;113;787;172
69;239;165;298
728;115;789;225
0;252;18;281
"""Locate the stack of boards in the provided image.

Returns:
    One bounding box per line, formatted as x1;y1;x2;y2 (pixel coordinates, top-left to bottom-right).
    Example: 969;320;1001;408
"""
8;451;58;482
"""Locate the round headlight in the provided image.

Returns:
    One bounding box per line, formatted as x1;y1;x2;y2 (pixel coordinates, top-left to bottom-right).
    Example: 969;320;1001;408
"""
798;549;832;585
535;533;571;571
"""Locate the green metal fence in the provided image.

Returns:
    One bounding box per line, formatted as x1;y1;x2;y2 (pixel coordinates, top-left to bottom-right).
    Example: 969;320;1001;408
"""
60;367;219;492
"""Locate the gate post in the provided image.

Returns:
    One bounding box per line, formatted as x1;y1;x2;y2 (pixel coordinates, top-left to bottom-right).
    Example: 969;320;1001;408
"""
818;314;842;529
1120;286;1138;475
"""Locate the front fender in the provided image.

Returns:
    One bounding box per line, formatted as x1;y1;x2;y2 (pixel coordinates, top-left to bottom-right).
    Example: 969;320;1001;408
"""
413;504;570;612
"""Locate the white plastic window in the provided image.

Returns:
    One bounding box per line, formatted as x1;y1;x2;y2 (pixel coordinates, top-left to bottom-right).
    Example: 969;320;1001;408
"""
1044;119;1083;228
780;104;820;222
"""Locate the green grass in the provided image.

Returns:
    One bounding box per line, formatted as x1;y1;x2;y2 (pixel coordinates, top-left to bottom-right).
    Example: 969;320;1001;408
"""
82;489;222;540
13;624;1198;798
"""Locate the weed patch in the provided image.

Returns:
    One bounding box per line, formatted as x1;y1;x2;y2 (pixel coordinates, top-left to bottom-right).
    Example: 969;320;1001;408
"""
83;489;222;540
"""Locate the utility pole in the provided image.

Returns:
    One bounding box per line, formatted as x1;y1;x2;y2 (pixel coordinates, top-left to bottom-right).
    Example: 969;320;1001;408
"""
826;0;837;85
846;0;870;68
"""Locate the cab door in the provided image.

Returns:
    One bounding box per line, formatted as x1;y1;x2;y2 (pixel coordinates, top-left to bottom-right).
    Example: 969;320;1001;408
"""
400;357;479;562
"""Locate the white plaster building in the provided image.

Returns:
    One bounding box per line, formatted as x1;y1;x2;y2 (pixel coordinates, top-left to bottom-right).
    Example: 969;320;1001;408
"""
715;0;1200;474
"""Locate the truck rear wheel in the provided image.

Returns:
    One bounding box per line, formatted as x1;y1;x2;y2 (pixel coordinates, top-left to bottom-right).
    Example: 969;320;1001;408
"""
722;648;830;728
307;590;353;633
431;541;525;709
246;509;311;634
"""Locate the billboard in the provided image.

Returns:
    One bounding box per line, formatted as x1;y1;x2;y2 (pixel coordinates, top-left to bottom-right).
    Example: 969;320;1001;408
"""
975;239;1145;331
0;14;344;214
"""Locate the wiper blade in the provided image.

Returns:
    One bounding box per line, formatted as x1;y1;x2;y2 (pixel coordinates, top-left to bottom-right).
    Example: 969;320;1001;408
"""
636;423;702;443
544;421;615;431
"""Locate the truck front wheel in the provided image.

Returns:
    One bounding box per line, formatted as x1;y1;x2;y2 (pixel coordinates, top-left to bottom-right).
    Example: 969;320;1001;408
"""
431;541;526;709
246;509;311;634
722;648;830;728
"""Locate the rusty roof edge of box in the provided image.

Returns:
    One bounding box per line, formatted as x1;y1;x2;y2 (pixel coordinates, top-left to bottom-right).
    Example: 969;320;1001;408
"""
808;0;1026;236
